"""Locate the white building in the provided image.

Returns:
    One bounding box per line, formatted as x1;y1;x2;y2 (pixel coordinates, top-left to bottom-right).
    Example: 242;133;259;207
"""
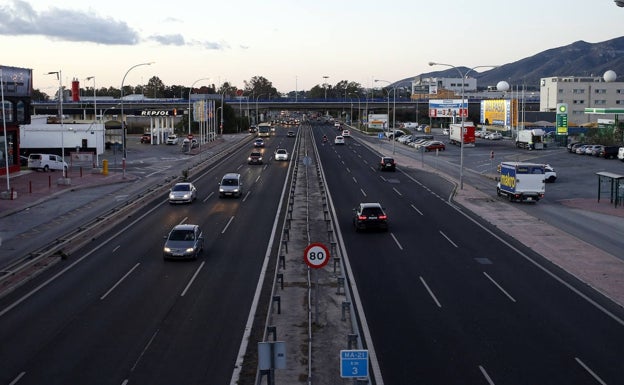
412;76;477;96
540;75;624;124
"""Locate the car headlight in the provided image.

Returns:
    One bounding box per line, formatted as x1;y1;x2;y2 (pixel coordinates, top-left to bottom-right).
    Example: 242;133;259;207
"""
248;157;252;161
185;247;195;253
164;247;171;253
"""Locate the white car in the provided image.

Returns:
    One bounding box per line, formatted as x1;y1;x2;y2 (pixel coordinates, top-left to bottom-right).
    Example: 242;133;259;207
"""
488;132;503;140
274;148;289;161
342;129;351;137
169;182;197;204
334;136;345;145
166;134;179;145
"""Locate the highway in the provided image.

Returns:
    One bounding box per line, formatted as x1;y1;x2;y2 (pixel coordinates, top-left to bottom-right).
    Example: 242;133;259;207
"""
314;121;624;385
0;130;296;384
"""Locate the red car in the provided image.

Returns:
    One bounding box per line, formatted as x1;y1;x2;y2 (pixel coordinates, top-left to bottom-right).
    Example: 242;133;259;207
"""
424;141;446;152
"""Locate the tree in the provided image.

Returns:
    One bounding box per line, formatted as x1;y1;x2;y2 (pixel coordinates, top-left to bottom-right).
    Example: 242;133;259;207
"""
144;76;165;98
243;76;278;98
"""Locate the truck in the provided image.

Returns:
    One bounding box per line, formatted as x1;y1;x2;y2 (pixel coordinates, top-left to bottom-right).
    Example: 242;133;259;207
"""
449;121;476;146
516;129;545;150
496;162;546;203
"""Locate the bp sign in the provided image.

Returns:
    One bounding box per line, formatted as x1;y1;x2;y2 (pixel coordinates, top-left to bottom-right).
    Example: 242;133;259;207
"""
556;103;568;135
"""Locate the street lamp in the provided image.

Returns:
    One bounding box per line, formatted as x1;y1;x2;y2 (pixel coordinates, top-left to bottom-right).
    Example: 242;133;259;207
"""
1;69;11;193
322;76;329;100
47;70;67;178
349;93;361;129
85;76;100;165
188;77;210;136
121;61;154;177
429;62;498;189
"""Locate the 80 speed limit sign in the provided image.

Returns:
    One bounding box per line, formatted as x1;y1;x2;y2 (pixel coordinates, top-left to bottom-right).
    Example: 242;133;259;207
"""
303;243;330;269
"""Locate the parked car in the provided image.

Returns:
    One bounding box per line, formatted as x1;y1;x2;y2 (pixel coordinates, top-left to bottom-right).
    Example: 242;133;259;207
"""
378;156;396;171
166;134;179;145
442;128;449;135
27;153;68;173
569;143;586;153
487;132;503;140
274;148;289;161
544;164;557;183
248;151;263;164
163;224;204;260
168;182;197;204
334;136;345;145
353;202;388;232
140;133;152;143
218;173;242;198
423;141;446;152
575;145;589;154
584;145;602;155
590;145;605;156
599;145;620;159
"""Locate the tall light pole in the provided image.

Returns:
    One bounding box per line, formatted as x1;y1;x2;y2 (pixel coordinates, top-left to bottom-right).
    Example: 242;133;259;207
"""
188;77;211;135
85;76;100;165
47;70;66;178
1;69;11;192
349;93;361;129
121;61;153;177
322;76;329;100
374;79;397;131
429;62;498;189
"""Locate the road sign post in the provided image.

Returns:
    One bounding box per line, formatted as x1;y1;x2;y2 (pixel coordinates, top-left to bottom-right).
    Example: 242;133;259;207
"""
340;349;369;379
304;243;330;323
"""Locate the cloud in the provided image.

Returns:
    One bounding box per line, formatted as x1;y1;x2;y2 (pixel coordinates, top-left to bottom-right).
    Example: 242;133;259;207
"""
148;34;186;46
0;0;139;45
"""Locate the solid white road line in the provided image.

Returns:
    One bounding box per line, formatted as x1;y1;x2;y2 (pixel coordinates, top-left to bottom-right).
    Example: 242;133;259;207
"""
100;263;141;300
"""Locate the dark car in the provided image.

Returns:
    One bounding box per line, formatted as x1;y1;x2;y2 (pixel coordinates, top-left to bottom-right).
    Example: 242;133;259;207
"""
287;131;296;137
353;202;388;232
248;151;263;164
599;145;620;159
163;224;204;260
140;133;151;143
378;156;396;171
254;138;265;148
423;141;446;152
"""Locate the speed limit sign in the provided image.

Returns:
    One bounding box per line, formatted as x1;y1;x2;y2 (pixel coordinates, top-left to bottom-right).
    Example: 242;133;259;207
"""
303;243;330;269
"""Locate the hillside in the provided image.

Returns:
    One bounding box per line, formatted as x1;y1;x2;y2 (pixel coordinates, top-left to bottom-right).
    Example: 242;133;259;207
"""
405;36;624;90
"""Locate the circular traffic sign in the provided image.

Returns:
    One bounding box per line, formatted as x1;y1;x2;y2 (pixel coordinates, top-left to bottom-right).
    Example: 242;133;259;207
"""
303;243;330;269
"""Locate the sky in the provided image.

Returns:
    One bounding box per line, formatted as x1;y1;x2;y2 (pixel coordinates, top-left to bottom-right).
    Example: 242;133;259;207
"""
1;0;622;95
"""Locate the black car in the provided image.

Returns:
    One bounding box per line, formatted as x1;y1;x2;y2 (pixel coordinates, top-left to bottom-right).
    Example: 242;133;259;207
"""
254;138;265;148
599;145;620;159
353;202;388;232
378;156;396;171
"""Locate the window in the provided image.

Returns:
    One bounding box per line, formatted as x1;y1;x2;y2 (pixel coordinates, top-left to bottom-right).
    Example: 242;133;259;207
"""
594;100;607;105
594;89;607;94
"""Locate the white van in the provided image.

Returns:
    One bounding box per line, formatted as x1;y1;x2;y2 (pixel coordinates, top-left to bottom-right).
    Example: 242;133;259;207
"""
27;154;68;172
618;146;624;161
218;173;243;198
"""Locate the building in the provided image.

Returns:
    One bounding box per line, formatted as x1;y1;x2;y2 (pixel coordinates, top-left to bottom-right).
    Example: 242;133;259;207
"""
411;76;477;99
540;75;624;125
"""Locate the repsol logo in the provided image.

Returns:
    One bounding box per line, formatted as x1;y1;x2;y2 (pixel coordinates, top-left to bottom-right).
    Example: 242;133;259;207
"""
141;110;171;116
500;174;516;188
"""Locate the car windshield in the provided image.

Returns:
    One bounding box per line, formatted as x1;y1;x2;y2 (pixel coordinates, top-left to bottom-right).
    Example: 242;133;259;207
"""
169;229;194;241
362;207;384;216
222;179;237;186
172;184;190;191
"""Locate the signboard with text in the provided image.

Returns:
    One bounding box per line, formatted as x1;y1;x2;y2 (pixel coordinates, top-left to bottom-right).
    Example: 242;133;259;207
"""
428;99;466;118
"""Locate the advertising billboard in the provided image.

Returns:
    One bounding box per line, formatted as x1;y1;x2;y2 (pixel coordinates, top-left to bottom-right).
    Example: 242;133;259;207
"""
480;99;518;127
428;99;466;118
0;65;32;97
367;114;388;129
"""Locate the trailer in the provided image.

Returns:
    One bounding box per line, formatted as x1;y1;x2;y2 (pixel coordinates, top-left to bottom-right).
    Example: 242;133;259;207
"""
449;122;476;147
516;129;545;150
496;162;545;203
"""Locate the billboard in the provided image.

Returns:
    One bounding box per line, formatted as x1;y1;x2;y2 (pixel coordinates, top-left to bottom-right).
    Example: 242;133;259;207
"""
480;99;518;127
0;65;33;97
428;99;466;118
367;114;388;129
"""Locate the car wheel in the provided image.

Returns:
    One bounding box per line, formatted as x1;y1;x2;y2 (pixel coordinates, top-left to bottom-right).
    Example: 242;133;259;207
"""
43;165;50;172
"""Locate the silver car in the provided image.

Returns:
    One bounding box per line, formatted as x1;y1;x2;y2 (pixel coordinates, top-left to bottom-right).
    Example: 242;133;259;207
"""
163;224;204;260
169;182;197;204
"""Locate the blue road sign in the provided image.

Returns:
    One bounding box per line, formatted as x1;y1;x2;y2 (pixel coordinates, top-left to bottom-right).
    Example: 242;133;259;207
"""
378;133;384;139
340;349;369;378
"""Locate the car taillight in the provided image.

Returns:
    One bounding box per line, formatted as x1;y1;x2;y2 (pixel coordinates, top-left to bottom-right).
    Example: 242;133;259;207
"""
358;215;367;220
378;215;387;220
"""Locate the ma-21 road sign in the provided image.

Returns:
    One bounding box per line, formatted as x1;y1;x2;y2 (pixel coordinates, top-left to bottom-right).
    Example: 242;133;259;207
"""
303;242;330;269
340;349;369;378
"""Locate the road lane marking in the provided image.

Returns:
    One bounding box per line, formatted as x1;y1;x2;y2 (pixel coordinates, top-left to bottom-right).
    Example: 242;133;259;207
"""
410;204;423;216
483;272;516;302
242;191;251;202
181;261;205;297
100;263;141;300
390;233;403;250
360;188;367;197
420;276;441;308
8;371;25;385
203;191;214;202
352;176;358;184
222;216;235;234
255;175;261;183
346;167;351;173
479;365;496;385
392;187;402;196
439;230;458;248
575;357;607;385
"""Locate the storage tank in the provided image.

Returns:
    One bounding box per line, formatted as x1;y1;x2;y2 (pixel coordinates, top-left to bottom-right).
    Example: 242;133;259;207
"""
72;78;80;101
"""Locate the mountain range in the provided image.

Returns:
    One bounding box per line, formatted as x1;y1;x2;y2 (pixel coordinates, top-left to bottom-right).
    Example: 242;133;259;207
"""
405;36;624;90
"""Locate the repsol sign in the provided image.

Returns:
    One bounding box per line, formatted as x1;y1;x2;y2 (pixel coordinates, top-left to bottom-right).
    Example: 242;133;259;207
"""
141;109;177;116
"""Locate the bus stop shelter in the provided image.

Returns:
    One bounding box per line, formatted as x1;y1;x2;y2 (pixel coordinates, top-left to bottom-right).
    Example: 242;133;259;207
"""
596;171;624;208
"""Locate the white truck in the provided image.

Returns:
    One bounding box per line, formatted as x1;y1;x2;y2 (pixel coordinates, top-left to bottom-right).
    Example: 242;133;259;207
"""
496;162;546;203
449;122;476;146
516;129;545;150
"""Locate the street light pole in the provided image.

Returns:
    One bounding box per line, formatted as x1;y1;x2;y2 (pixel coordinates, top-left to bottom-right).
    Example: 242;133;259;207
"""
428;62;498;189
322;76;329;100
85;76;99;165
47;70;66;178
188;77;211;136
121;61;154;178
